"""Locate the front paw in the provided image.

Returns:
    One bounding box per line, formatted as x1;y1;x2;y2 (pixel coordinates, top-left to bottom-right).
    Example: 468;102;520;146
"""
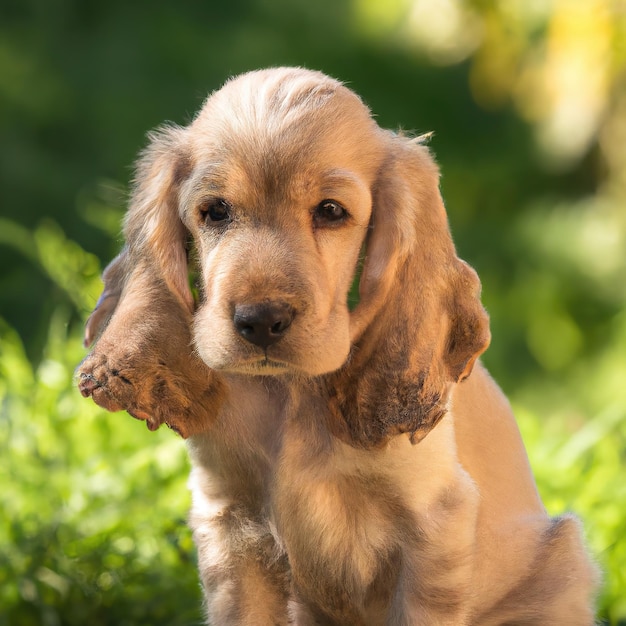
77;347;224;438
77;351;160;431
77;256;225;438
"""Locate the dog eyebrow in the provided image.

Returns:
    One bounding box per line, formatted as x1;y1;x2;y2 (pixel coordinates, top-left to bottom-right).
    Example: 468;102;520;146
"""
318;168;368;197
179;162;230;208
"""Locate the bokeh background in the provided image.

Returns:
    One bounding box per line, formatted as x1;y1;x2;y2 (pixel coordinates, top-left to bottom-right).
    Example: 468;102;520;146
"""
1;0;625;624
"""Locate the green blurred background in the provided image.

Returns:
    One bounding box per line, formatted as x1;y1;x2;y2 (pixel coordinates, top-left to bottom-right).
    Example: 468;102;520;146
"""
1;0;625;623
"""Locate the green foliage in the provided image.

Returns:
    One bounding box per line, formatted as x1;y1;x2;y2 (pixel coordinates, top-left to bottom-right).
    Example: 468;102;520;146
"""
0;223;202;624
0;312;203;626
515;379;626;621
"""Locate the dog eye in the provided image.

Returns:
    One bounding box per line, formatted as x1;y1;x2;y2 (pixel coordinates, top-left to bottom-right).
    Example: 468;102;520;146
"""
314;200;348;226
200;199;231;224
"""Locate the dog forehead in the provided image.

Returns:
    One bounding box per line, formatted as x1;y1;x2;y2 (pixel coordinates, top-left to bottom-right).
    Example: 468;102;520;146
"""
189;68;377;162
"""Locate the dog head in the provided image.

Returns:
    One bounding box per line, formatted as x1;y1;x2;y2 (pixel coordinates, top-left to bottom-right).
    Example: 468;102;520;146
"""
126;68;386;376
124;67;490;443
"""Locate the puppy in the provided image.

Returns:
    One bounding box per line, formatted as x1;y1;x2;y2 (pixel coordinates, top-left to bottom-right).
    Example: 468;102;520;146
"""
78;67;598;625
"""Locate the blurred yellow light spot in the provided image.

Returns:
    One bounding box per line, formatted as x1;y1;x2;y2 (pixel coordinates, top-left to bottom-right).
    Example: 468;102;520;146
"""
407;0;483;64
352;0;406;35
535;0;612;163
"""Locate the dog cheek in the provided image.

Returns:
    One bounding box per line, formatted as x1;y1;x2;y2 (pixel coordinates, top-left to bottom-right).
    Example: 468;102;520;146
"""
299;305;352;375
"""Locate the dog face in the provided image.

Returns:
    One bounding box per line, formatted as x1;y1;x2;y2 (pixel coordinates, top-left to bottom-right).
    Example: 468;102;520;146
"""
128;68;386;376
187;71;390;376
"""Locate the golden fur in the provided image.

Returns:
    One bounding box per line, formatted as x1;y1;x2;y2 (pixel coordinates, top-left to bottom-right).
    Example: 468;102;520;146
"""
77;67;598;624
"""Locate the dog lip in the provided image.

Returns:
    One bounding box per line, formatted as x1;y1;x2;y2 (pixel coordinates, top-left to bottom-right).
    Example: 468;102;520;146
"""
252;358;291;371
225;357;293;375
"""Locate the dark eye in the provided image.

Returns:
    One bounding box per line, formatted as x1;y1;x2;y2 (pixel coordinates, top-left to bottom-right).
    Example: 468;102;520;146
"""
314;200;348;226
200;198;231;224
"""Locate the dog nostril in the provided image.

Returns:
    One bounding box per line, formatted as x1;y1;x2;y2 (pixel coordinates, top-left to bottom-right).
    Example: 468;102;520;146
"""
271;320;287;334
233;302;294;349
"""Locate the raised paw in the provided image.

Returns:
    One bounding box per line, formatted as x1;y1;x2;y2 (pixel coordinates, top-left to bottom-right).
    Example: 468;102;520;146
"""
77;350;157;427
77;257;225;438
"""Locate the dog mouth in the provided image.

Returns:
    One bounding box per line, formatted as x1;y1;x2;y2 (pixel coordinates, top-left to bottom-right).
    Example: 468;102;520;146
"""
227;357;293;376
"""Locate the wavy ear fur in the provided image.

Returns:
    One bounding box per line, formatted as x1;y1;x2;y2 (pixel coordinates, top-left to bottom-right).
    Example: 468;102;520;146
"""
124;126;194;312
327;135;490;448
83;248;130;347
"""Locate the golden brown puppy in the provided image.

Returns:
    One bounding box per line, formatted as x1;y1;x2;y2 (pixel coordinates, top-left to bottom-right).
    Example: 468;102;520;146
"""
77;67;598;625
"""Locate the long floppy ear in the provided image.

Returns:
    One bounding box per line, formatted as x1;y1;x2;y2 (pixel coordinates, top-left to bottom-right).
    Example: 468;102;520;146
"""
347;151;411;343
327;135;490;448
124;125;194;312
83;247;130;347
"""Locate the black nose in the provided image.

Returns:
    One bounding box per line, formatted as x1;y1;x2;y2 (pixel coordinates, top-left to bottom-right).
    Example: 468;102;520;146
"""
233;302;295;349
